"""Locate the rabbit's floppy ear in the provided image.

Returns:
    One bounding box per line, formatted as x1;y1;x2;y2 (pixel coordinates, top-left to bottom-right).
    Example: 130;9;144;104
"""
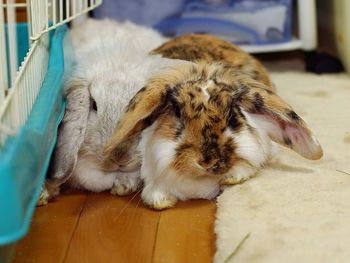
235;79;323;160
103;77;170;163
103;62;192;163
47;78;90;185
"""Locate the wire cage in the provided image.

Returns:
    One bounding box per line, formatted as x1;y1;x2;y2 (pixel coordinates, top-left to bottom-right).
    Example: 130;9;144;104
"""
0;1;102;144
0;0;102;261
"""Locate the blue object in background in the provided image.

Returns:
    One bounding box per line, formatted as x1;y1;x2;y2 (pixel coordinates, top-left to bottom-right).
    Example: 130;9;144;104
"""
155;0;292;44
93;0;292;45
92;0;185;26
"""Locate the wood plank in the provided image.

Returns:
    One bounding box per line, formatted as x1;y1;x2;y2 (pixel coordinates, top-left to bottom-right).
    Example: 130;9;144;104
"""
64;192;160;263
13;189;88;263
153;200;216;263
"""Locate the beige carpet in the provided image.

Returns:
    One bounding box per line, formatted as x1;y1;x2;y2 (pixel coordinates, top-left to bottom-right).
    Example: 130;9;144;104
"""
215;72;350;263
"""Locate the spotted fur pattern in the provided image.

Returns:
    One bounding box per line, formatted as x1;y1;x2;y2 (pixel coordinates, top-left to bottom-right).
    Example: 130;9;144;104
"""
105;62;321;160
104;34;323;209
104;62;322;209
151;33;274;89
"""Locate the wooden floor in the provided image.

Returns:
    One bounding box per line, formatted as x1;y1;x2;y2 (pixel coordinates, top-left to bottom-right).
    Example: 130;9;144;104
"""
13;190;216;263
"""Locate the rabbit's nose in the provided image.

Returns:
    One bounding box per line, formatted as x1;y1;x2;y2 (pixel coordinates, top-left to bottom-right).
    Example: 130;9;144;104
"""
209;162;221;173
198;159;221;174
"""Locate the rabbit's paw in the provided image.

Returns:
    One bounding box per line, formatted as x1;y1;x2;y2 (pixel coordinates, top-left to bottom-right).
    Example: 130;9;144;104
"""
36;185;50;206
36;181;60;206
110;171;141;196
141;186;177;210
221;164;258;186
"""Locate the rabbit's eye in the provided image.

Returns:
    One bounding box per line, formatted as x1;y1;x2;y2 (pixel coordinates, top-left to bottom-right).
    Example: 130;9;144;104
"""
91;99;97;111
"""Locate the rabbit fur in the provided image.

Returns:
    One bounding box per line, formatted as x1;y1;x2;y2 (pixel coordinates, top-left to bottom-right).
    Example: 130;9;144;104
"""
38;19;188;205
104;34;323;210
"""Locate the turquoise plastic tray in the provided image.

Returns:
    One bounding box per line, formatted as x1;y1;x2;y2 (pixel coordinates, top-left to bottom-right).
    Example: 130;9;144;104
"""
0;24;72;250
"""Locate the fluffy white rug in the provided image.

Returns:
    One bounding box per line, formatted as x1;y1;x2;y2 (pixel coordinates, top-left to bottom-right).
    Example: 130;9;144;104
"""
214;72;350;263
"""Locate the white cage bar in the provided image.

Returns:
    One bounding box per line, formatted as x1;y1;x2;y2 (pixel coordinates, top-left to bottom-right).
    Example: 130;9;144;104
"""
30;0;102;41
0;0;102;146
0;2;8;105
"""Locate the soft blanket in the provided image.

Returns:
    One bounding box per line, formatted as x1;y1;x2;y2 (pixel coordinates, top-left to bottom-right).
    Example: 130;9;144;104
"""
215;72;350;263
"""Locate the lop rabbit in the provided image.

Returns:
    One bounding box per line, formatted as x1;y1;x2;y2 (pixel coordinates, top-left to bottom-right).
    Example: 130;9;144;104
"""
103;34;323;209
38;19;186;204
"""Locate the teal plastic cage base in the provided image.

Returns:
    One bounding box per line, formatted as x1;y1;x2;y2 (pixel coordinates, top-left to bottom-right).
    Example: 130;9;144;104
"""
0;24;73;249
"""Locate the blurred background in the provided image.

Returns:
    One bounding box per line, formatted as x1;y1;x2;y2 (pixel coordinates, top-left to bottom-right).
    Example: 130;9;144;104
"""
89;0;349;74
11;0;350;73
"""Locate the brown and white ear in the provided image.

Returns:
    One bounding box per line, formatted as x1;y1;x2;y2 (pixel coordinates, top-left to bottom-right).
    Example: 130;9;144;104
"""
47;78;90;186
104;61;195;166
237;81;323;160
103;79;170;164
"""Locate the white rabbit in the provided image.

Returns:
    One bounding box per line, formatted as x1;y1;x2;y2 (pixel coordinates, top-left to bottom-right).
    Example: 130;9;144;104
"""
38;18;187;204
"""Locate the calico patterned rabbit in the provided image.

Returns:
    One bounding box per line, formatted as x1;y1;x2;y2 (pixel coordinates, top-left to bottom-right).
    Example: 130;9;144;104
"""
103;34;323;209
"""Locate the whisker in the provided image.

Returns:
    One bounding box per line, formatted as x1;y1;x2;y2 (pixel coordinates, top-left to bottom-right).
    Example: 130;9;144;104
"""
113;188;142;221
135;194;143;209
